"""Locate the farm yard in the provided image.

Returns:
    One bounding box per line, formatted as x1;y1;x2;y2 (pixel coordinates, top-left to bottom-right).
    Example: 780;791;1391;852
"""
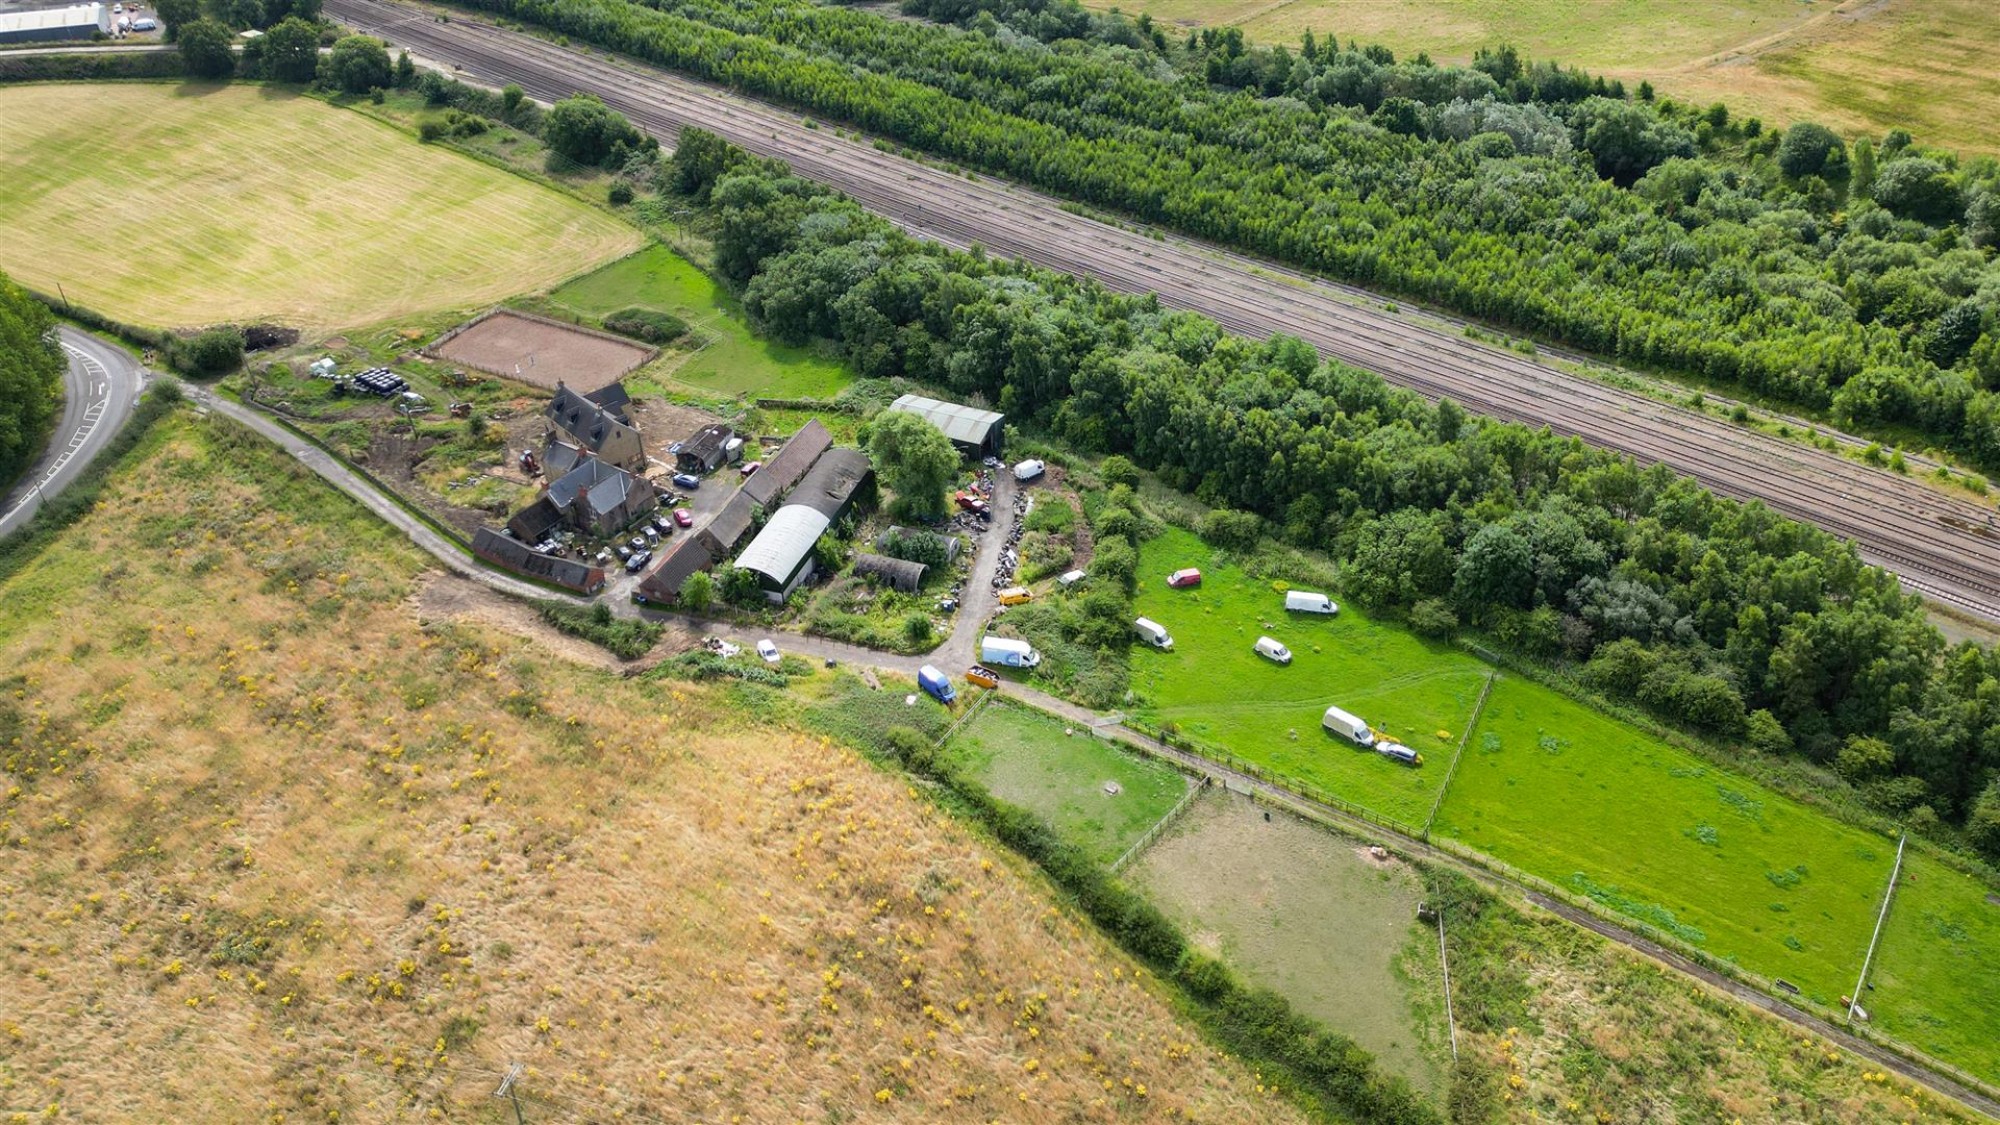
1129;790;1444;1096
1127;526;1486;828
941;700;1189;867
545;246;852;401
0;84;640;330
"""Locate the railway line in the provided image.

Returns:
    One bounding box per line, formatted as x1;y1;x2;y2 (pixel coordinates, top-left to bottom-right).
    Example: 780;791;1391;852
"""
330;0;2000;621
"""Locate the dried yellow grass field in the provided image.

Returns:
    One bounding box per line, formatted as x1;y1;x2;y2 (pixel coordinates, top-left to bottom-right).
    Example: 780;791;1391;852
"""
0;84;642;331
0;412;1300;1123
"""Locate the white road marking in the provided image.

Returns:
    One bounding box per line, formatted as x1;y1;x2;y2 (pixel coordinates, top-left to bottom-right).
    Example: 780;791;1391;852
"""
0;343;128;528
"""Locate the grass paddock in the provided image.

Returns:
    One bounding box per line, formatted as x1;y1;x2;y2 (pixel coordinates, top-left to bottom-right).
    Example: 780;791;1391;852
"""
0;83;640;330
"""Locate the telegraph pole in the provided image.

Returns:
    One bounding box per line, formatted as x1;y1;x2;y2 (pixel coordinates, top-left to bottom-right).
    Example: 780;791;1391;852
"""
494;1062;527;1125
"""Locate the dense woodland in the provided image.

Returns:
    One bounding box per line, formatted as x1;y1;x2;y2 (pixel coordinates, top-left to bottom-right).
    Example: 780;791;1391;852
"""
664;131;2000;860
459;0;2000;467
0;272;66;494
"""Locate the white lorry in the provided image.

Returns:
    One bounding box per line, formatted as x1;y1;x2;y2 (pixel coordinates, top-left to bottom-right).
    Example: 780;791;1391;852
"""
979;635;1042;668
1133;617;1174;650
1285;590;1338;615
1321;705;1375;748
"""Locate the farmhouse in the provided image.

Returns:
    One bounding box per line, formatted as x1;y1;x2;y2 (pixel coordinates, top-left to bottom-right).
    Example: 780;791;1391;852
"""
472;528;607;594
853;552;926;593
546;382;644;472
677;424;739;474
743;419;832;508
734;506;832;602
517;456;658;537
888;393;1004;458
0;3;107;43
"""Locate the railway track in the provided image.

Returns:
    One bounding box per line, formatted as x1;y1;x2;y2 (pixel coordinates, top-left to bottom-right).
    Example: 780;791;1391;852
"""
330;0;2000;621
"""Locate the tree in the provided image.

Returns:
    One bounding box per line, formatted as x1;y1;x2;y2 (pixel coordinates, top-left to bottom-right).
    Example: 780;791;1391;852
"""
678;570;715;612
265;0;319;22
170;327;244;377
1776;121;1844;180
0;272;64;489
261;16;320;84
1453;522;1533;616
501;84;526;119
321;34;391;95
1962;189;1999;249
155;0;199;38
1573;96;1695;186
545;94;648;169
176;18;236;80
1872;158;1964;224
1967;779;2000;861
866;410;959;521
1850;137;1877;199
393;50;416;88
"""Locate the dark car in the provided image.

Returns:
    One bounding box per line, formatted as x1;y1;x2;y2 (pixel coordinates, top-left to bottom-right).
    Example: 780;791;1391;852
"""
625;550;651;573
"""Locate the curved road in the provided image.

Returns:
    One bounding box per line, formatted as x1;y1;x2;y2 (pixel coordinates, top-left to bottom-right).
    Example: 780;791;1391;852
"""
327;0;2000;622
0;326;146;539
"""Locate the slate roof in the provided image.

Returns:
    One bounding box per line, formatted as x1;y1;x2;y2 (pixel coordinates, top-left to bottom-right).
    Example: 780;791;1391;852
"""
788;447;874;520
548;383;634;455
506;496;564;542
541;438;586;479
743;419;832;507
637;535;715;602
703;492;757;553
473;527;605;593
583;381;632;423
549;457;645;522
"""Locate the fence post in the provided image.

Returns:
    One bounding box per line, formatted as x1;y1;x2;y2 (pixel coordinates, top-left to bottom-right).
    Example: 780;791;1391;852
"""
1421;671;1495;841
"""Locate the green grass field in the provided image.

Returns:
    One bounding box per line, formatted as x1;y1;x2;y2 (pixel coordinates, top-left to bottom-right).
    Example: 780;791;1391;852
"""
0;84;641;330
549;246;852;401
1435;675;1894;1004
944;701;1188;866
1128;527;1486;828
1131;791;1444;1095
1867;851;2000;1081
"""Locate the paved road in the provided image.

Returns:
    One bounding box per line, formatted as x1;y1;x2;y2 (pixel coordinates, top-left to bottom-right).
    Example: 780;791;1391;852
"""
179;390;1998;1118
0;326;146;539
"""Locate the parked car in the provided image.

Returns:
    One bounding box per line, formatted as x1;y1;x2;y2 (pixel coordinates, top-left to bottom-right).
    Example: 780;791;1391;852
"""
1167;568;1202;588
653;514;675;532
629;536;647;552
757;639;781;664
997;586;1032;606
131;15;156;28
615;544;632;560
739;460;762;477
965;665;1000;689
673;508;695;528
625;550;651;573
672;472;702;490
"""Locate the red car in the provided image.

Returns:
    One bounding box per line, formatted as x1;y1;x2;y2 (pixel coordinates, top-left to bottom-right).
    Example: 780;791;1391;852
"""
673;508;694;528
1167;568;1202;589
739;460;762;478
954;491;989;515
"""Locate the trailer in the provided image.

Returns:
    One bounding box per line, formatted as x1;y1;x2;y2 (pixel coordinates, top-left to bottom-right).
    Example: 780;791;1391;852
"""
980;636;1042;668
917;664;957;705
1284;590;1338;615
1133;617;1174;650
1321;705;1375;748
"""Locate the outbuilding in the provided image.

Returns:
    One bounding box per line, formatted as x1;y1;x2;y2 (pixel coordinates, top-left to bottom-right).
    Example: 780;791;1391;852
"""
888;393;1004;458
733;505;832;602
676;424;739;474
0;3;108;43
853;552;927;593
788;447;876;523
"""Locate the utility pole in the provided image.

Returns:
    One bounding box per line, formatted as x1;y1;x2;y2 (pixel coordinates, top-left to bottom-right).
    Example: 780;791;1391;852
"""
494;1062;527;1125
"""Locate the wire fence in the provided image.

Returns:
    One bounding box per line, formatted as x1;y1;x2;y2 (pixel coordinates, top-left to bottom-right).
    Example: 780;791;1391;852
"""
1109;779;1203;874
1421;670;1495;841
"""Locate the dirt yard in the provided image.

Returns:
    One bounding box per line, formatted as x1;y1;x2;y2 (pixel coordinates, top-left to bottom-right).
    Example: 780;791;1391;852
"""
431;310;654;392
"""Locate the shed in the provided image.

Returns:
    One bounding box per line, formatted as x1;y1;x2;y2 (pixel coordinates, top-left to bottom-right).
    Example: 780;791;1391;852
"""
853;552;927;593
0;3;107;43
505;496;563;543
788;447;876;522
743;419;831;508
636;535;716;603
677;424;738;474
703;492;757;554
888;393;1004;458
734;505;832;602
472;528;606;594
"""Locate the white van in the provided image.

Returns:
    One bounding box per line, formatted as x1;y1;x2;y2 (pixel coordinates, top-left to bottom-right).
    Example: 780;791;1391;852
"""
1133;617;1173;650
1253;636;1292;664
1012;459;1046;482
1321;705;1375;747
1285;590;1338;615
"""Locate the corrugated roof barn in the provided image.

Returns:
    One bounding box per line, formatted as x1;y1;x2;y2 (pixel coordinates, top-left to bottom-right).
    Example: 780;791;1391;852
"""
852;552;927;593
888;393;1004;457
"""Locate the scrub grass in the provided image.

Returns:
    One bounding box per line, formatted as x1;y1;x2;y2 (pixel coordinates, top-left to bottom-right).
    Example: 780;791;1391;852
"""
1128;526;1485;829
942;700;1190;867
0;411;1305;1124
0;83;640;330
548;245;852;400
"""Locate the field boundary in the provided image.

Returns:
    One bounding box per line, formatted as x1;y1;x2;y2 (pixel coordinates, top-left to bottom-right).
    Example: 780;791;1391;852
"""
1419;670;1494;841
1110;778;1203;874
1848;831;1908;1023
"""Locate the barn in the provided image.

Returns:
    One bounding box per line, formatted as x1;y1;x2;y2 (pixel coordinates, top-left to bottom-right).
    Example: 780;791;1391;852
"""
0;3;107;43
853;552;927;593
733;506;832;602
887;394;1004;458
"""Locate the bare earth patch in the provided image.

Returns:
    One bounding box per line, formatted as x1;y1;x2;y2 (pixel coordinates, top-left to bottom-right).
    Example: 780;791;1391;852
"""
429;310;654;392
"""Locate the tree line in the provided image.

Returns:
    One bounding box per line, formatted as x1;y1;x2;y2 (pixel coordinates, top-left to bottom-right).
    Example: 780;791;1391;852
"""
674;131;2000;860
454;0;2000;469
0;272;66;495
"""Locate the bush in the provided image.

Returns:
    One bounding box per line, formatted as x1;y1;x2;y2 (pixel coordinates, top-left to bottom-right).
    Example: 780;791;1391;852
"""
537;603;663;660
1199;508;1260;549
878;528;951;569
901;611;933;646
170;327;245;377
601;307;687;344
608;182;635;206
1408;597;1458;638
678;569;715;612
